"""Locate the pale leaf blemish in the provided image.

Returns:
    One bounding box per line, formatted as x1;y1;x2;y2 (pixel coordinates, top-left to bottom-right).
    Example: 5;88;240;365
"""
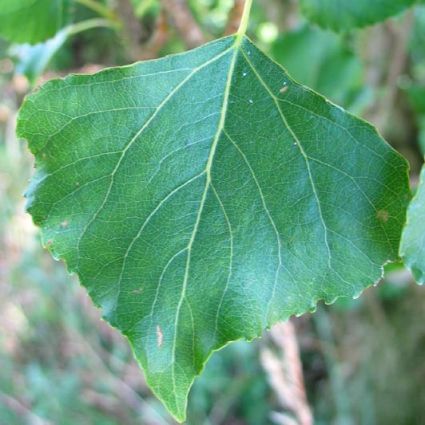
377;210;389;222
60;219;69;228
156;325;163;348
279;86;288;94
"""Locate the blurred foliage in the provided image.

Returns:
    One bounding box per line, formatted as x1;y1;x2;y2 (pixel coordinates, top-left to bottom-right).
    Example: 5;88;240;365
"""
0;0;72;44
269;25;366;110
298;0;417;31
1;0;425;424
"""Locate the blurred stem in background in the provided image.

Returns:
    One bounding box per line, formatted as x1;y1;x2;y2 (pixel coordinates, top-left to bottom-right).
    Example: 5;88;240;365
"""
225;0;245;35
76;0;120;22
67;18;119;36
261;321;313;425
115;0;150;59
160;0;206;48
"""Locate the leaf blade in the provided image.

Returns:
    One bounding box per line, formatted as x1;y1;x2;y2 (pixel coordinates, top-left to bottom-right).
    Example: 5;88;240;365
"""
17;36;410;421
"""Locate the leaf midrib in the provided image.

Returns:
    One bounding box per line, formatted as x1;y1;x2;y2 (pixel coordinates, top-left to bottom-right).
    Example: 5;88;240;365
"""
73;43;235;271
169;37;241;414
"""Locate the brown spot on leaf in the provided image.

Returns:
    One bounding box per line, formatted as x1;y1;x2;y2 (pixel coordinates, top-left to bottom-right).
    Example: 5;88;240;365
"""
377;210;389;222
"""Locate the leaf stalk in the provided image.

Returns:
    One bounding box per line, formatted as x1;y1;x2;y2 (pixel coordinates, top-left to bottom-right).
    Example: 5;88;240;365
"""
66;18;118;36
75;0;119;23
236;0;253;41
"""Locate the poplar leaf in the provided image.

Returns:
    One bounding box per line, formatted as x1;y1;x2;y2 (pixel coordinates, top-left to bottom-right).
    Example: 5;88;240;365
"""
17;36;410;421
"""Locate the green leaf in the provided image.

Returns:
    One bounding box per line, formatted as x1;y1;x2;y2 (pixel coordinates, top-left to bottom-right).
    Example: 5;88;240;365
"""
17;35;410;421
270;25;364;108
0;0;71;44
418;118;425;155
406;84;425;115
401;164;425;283
404;84;425;154
9;19;115;85
300;0;416;31
10;29;68;85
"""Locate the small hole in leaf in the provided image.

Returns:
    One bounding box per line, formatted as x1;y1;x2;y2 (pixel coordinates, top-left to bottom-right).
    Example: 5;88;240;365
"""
156;325;163;348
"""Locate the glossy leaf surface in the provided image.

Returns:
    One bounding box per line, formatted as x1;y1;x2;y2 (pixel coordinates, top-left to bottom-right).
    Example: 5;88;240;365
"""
17;36;410;421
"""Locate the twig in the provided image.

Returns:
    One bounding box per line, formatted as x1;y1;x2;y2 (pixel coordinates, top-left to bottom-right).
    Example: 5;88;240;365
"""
160;0;205;48
139;11;169;60
115;0;149;60
225;0;245;35
261;321;313;425
66;18;119;36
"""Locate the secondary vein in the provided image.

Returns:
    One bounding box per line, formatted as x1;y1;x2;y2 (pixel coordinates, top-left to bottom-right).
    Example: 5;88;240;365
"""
75;45;234;268
241;48;334;270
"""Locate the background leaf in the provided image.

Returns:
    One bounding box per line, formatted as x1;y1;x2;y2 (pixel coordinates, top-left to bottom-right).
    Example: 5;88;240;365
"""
9;30;68;85
300;0;416;31
269;24;365;110
401;164;425;283
0;0;72;44
17;36;410;421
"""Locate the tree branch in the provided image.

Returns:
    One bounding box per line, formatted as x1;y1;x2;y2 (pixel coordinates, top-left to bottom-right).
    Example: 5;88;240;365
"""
261;321;313;425
160;0;205;48
139;11;169;60
225;0;245;35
